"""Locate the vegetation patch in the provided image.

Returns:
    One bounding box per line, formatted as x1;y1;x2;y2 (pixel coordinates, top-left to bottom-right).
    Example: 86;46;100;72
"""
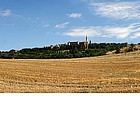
0;42;133;59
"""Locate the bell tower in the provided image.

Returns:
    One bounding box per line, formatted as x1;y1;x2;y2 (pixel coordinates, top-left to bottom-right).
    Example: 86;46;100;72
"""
85;35;88;49
86;35;88;42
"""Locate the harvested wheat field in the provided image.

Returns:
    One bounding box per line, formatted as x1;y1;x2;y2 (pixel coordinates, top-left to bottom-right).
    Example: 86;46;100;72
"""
0;51;140;93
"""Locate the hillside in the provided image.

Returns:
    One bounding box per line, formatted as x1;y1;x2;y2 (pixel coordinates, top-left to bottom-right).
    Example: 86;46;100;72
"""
0;42;129;59
0;50;140;93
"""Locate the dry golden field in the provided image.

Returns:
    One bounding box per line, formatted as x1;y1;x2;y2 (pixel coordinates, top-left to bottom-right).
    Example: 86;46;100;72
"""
0;51;140;93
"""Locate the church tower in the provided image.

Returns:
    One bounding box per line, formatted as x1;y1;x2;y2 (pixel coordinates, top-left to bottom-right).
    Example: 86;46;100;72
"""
86;35;88;42
85;35;88;49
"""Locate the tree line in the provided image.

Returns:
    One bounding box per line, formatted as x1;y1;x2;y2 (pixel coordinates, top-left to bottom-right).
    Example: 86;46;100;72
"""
0;42;137;59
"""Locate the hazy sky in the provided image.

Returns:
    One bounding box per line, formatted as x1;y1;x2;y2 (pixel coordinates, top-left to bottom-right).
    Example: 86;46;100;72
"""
0;0;140;51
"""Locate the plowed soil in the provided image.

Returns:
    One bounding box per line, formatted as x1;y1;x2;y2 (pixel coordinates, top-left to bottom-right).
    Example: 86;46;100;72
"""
0;51;140;93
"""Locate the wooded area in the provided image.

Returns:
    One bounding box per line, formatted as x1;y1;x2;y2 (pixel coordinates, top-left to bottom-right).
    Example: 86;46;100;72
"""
0;42;138;59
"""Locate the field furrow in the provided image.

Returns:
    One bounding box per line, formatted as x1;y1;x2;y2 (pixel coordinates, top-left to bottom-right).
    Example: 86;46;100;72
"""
0;51;140;93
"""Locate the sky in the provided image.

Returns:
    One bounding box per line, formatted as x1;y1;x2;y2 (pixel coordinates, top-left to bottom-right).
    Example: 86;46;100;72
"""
0;0;140;51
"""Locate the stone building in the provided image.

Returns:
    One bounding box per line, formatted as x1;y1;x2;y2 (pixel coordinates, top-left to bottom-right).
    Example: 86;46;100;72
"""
68;36;89;50
79;36;88;49
68;41;79;47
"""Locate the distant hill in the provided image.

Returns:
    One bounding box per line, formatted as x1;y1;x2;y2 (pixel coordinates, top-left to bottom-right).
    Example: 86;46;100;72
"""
0;42;140;59
106;44;140;55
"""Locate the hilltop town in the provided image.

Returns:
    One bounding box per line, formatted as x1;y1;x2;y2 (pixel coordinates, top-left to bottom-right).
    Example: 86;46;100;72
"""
46;36;89;50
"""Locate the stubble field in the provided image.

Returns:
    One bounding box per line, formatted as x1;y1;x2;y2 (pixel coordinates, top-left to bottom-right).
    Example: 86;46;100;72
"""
0;51;140;93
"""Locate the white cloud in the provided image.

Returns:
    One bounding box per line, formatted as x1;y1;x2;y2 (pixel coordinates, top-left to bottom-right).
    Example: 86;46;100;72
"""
89;1;140;20
131;32;140;39
0;9;12;17
43;24;49;27
64;27;101;37
64;23;140;40
55;22;69;29
67;13;82;18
